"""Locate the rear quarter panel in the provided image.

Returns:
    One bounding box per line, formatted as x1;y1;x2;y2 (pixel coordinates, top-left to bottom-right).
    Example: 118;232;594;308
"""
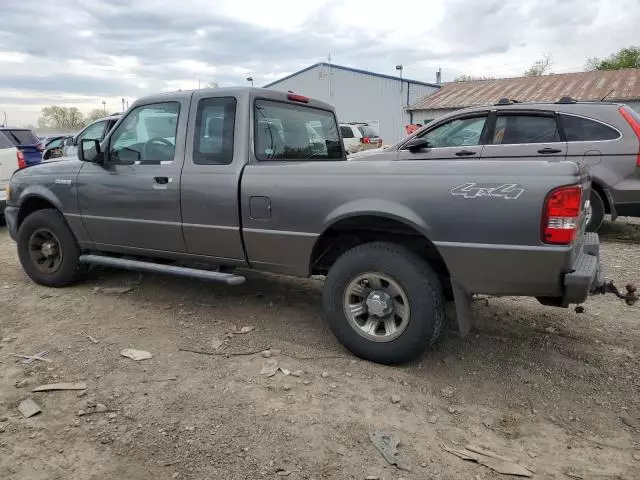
241;159;588;296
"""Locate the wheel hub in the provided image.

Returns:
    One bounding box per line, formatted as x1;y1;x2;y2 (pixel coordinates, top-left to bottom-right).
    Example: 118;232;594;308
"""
366;290;393;317
343;273;410;343
41;241;57;257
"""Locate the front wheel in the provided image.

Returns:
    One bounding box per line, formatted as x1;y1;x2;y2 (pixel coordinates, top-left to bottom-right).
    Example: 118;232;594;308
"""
17;209;84;287
323;242;444;365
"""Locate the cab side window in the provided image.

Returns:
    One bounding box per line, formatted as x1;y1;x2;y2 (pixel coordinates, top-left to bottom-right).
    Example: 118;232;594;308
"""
418;116;487;148
492;114;560;144
109;102;180;165
193;97;237;165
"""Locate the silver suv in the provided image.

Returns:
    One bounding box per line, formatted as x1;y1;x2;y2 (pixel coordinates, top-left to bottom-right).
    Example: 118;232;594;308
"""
353;98;640;232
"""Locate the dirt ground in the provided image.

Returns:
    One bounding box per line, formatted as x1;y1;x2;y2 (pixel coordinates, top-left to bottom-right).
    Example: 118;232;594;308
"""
1;219;640;480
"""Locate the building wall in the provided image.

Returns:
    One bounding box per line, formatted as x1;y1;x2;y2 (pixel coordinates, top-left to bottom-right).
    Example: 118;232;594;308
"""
266;64;439;144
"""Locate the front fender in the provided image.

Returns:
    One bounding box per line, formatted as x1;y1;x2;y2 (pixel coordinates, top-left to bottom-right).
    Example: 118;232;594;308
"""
17;185;64;211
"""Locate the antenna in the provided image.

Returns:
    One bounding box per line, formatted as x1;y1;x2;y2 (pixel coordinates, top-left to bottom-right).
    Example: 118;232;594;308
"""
600;88;615;101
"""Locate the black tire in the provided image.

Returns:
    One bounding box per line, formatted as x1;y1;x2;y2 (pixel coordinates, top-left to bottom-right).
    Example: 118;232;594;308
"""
17;208;83;287
586;189;605;232
323;242;444;365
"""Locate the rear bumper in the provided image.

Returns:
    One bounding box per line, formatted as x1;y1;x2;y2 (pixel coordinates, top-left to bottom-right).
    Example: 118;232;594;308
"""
563;232;600;305
614;202;640;218
3;206;18;240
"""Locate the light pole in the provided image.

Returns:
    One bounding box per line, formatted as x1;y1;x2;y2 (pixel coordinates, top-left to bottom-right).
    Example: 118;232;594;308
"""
102;100;106;114
246;76;254;87
121;98;125;112
395;64;403;91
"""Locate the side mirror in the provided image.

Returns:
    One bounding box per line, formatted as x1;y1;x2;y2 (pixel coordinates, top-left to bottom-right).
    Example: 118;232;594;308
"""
78;139;102;163
404;137;431;152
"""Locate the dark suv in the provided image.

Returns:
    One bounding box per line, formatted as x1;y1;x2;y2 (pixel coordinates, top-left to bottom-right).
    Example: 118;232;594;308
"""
352;98;640;232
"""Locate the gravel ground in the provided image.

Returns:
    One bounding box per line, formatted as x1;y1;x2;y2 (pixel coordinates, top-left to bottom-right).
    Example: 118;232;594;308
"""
1;219;640;480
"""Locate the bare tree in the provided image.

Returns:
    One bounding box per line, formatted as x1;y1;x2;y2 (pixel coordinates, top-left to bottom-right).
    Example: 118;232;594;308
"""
38;106;85;130
524;54;553;76
204;81;219;89
85;108;106;123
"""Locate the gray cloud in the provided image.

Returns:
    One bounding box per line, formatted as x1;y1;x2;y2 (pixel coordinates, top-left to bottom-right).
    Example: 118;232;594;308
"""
1;0;638;124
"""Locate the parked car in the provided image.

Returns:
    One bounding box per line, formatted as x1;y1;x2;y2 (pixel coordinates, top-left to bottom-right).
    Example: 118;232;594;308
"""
62;114;121;158
340;122;382;154
43;135;72;161
0;127;43;167
351;98;640;232
3;88;636;364
0;131;22;222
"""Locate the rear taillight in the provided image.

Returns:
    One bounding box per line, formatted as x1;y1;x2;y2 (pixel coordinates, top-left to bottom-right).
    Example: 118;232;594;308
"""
619;106;640;167
17;150;26;169
360;137;370;144
36;142;44;152
542;185;583;245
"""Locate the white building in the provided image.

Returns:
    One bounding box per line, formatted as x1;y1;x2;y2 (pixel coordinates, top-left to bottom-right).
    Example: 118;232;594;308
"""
264;62;440;144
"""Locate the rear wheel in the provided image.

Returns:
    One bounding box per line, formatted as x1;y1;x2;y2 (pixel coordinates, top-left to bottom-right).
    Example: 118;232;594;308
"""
586;190;605;232
323;242;444;365
17;209;84;287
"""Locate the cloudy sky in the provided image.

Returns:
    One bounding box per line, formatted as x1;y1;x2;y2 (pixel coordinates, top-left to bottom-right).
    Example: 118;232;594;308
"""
1;0;638;126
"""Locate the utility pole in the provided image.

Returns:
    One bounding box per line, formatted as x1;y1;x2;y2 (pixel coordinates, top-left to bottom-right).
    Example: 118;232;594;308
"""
102;100;106;114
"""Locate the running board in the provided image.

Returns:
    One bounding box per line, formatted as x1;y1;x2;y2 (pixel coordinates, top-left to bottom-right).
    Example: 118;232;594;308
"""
78;254;246;285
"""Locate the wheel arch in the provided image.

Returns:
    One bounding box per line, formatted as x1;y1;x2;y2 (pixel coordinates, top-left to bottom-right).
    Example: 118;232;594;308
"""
16;190;62;229
310;211;451;294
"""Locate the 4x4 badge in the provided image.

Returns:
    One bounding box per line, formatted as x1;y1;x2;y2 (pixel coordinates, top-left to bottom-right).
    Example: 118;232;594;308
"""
451;182;524;200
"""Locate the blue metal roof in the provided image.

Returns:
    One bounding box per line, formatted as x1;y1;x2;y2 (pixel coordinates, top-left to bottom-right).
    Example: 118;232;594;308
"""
263;62;441;89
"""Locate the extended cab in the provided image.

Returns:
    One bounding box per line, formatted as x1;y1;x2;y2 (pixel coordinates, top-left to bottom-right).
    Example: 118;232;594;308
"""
3;88;636;364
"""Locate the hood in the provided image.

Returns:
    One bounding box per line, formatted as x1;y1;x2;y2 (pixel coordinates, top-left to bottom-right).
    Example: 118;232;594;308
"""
15;157;83;177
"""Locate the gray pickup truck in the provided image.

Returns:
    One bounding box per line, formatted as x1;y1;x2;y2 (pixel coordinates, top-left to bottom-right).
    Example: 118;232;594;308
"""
3;87;636;364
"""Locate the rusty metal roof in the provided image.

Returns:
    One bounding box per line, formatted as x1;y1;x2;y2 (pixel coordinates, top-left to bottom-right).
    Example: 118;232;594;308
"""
408;69;640;111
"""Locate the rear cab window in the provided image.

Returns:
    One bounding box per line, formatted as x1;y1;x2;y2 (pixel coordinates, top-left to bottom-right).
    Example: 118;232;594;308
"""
254;100;344;161
4;129;39;146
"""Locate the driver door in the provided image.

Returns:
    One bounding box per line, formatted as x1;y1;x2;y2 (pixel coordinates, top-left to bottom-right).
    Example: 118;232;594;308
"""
397;113;489;161
76;100;188;253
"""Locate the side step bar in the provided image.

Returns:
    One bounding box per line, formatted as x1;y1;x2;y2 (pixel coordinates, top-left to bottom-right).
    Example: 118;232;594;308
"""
78;254;246;285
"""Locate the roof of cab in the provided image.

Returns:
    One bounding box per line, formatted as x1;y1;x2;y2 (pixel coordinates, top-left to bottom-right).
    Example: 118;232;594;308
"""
132;87;336;112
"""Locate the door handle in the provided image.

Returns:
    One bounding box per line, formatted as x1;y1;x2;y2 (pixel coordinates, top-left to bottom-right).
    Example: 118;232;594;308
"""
154;176;169;185
455;149;477;156
537;147;562;154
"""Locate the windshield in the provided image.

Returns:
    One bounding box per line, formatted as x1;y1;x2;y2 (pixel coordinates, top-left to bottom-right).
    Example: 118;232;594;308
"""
254;100;343;161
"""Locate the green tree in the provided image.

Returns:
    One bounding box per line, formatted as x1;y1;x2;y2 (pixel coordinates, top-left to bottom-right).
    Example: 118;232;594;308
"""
38;106;85;130
85;108;107;123
524;54;552;76
586;46;640;70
